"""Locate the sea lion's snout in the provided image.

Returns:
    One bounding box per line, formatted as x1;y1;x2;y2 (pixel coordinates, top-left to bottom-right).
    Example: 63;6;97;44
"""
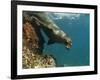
65;38;72;49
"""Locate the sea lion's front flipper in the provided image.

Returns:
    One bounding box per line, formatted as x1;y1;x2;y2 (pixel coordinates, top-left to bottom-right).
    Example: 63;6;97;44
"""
47;39;55;45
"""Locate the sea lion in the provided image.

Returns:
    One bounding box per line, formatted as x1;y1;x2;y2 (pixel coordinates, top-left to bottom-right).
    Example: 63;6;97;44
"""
24;12;72;49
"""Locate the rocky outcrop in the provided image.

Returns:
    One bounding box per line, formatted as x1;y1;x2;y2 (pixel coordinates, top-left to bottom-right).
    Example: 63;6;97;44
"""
22;13;56;69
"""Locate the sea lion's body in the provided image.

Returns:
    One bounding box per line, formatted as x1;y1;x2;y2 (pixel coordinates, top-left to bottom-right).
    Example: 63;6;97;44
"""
23;12;72;49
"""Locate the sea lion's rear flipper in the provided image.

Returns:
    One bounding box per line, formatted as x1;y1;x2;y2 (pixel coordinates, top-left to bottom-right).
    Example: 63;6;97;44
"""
31;16;41;26
35;20;41;26
47;39;55;45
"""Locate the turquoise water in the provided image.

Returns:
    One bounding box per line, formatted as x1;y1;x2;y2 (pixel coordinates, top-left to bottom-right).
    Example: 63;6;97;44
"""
43;12;90;67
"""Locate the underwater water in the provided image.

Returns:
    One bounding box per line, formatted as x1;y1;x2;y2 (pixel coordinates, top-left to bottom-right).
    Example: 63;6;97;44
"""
43;12;90;67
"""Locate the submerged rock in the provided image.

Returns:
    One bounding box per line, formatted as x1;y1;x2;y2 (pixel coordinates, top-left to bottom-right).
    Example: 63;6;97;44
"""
22;14;56;69
22;46;56;69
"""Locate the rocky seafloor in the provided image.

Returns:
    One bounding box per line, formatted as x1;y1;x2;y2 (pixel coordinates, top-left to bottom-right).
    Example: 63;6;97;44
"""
22;14;56;69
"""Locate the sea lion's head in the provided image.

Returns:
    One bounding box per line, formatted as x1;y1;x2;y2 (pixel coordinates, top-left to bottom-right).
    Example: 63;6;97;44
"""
64;37;72;49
